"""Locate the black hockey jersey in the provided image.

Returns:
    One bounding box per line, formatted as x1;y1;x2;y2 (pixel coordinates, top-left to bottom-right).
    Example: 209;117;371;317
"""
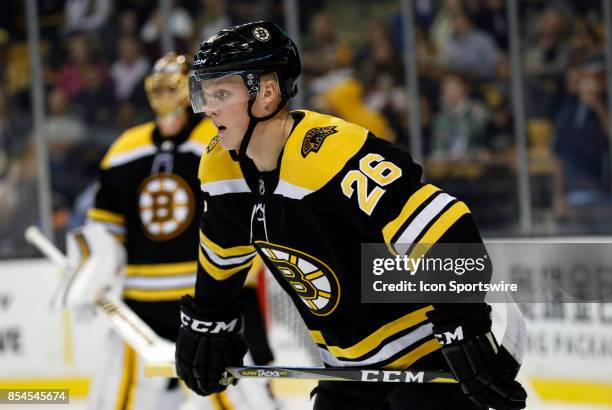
195;110;484;370
88;115;216;304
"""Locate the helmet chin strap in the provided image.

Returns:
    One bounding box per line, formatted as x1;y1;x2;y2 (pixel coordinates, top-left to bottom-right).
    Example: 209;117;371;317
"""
234;96;288;163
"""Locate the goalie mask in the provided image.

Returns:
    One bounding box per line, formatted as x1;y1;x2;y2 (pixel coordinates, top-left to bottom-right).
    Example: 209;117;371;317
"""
145;52;190;117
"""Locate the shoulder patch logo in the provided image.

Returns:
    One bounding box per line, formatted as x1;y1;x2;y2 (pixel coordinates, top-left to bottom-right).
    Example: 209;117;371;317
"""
207;134;221;153
301;126;338;158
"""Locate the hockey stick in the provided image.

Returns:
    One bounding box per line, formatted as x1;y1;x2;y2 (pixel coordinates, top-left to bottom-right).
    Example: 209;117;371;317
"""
24;226;175;364
24;227;457;386
144;363;456;384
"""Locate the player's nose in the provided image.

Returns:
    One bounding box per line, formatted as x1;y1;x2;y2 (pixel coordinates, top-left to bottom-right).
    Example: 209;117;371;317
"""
204;108;219;119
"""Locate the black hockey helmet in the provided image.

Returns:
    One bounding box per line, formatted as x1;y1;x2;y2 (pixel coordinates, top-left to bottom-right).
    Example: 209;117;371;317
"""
190;21;301;113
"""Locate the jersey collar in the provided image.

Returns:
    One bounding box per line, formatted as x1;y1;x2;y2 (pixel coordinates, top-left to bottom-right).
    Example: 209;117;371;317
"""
239;110;305;198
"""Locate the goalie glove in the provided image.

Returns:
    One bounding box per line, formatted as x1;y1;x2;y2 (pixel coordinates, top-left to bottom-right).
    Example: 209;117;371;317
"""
51;224;125;309
427;304;527;410
176;296;247;396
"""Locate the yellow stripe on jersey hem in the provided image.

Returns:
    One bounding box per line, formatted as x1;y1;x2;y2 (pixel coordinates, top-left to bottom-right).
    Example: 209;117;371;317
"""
431;377;458;383
123;287;194;301
310;330;326;345
126;261;197;276
382;338;441;370
309;305;433;359
407;201;470;262
199;248;253;281
382;185;440;250
200;230;255;259
87;208;125;225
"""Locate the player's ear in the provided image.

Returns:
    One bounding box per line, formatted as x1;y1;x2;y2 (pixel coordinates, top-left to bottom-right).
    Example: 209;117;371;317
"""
258;74;280;113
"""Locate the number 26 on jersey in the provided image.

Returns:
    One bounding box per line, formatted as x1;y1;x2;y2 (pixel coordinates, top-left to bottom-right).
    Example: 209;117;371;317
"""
341;153;402;215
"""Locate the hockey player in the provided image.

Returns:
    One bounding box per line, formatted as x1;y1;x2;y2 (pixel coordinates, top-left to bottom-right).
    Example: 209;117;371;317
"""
79;52;276;410
175;22;528;410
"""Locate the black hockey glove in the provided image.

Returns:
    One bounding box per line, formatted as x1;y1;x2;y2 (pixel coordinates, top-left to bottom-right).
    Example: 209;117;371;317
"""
427;304;527;410
175;295;247;396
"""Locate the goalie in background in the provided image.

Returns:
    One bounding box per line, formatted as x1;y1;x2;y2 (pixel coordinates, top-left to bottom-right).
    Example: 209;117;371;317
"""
60;53;277;410
176;21;527;410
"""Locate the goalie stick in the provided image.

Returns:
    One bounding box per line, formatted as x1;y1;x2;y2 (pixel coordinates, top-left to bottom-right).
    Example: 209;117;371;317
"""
25;226;457;386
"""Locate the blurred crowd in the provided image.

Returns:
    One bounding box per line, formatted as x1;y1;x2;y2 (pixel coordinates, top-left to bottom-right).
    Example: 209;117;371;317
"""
300;0;610;231
0;0;610;257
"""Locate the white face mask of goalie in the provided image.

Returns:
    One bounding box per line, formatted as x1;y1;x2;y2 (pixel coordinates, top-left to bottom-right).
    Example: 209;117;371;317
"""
51;224;126;309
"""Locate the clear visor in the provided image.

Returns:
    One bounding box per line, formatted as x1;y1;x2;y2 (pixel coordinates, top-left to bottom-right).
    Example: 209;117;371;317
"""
189;73;252;113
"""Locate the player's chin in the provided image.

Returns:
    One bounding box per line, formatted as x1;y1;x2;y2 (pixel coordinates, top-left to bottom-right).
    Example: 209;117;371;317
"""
220;133;240;150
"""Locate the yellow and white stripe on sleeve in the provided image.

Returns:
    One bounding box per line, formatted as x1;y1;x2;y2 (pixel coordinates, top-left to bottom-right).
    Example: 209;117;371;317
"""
382;184;470;259
309;306;441;369
198;230;257;280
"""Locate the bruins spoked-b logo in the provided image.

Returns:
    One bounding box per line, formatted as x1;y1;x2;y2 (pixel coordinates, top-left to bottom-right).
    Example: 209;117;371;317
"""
138;173;195;241
256;241;340;316
301;126;337;157
253;26;271;42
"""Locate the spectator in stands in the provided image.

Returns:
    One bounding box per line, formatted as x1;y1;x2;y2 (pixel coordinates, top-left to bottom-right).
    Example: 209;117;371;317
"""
57;32;108;99
302;11;353;98
430;0;467;52
0;89;29;178
193;0;231;47
318;77;397;143
64;0;112;35
414;0;436;30
472;0;508;49
73;64;115;127
110;36;149;104
523;6;570;119
105;9;142;56
0;139;39;258
44;87;85;157
359;19;437;145
524;7;570;77
431;73;490;161
483;54;514;152
438;12;500;78
227;0;268;24
568;17;603;66
553;62;611;206
116;9;140;37
360;20;404;88
44;87;86;225
140;1;193;55
413;26;442;120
